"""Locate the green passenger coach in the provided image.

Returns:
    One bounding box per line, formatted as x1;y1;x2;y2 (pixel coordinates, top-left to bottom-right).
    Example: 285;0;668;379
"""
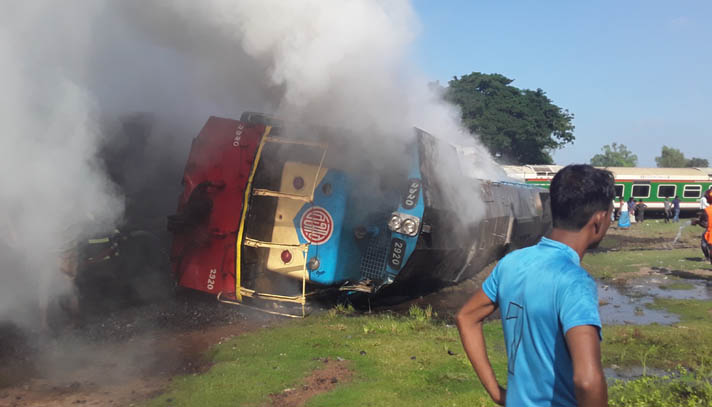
502;165;712;212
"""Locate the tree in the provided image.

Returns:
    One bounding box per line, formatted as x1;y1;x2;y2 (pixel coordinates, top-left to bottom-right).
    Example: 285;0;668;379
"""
444;72;574;164
686;157;709;167
654;146;709;167
590;143;638;167
655;146;689;168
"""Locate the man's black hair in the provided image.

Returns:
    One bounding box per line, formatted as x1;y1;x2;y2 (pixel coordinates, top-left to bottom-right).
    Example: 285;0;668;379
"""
550;164;615;231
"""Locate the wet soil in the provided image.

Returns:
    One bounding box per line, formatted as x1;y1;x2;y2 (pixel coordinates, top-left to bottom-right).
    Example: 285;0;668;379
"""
598;281;680;325
599;269;712;325
0;293;278;407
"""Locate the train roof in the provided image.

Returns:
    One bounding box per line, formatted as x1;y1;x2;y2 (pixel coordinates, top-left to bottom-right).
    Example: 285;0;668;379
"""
501;165;563;179
604;167;712;180
502;165;712;181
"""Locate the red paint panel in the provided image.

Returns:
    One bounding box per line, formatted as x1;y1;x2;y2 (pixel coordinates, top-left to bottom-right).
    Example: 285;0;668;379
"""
169;116;264;295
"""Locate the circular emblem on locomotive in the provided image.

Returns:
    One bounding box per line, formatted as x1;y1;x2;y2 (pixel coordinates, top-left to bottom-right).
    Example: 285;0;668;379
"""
300;206;334;245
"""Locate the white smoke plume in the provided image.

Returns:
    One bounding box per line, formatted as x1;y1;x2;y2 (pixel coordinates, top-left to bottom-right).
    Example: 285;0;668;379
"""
0;0;498;325
0;4;123;325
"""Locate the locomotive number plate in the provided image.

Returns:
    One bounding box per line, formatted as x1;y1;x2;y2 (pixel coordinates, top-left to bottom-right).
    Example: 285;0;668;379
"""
389;238;406;270
402;178;421;209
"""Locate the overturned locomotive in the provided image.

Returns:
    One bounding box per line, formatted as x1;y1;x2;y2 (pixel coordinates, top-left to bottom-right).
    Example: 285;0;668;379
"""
168;113;551;315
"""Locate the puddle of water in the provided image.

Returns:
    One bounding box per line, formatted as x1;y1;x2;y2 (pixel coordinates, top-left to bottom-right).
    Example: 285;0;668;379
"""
597;282;679;325
629;276;712;300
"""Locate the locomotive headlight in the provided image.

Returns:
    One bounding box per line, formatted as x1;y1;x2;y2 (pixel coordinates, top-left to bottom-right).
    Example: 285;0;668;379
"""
388;214;402;231
388;212;421;236
402;218;417;235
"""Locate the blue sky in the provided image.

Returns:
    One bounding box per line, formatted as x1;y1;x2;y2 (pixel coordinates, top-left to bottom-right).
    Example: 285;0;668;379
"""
412;1;711;166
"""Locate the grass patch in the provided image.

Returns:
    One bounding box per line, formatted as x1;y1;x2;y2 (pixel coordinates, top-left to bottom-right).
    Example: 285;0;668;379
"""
608;220;701;242
609;373;712;407
141;308;507;407
660;281;697;291
602;324;712;374
602;299;712;375
583;248;705;279
647;298;712;323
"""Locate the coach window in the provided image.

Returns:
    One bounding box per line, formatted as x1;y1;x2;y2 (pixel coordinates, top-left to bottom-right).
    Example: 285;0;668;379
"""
632;184;650;198
614;184;624;199
657;185;676;199
683;185;702;199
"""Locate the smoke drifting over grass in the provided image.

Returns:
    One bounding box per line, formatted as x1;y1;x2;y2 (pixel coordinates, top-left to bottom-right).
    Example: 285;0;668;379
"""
0;1;497;325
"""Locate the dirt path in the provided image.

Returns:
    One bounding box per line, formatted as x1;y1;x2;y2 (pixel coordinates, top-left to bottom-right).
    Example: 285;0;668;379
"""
269;359;353;407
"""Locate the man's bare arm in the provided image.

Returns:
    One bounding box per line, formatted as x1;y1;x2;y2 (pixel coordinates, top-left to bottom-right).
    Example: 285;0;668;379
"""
456;289;505;405
565;325;608;407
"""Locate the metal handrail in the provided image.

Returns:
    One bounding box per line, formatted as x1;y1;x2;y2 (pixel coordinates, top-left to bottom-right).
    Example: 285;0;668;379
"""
251;189;312;202
243;238;309;250
264;136;327;149
232;131;330;317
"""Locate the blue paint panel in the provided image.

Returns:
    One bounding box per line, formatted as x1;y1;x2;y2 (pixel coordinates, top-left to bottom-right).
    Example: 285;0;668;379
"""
292;170;361;286
290;142;427;286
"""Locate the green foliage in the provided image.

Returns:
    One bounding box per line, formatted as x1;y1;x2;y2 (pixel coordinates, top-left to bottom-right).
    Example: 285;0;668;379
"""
609;373;712;407
590;143;638;167
408;304;434;322
656;146;688;168
328;303;356;317
686;157;709;167
655;146;709;167
444;72;574;164
603;320;712;375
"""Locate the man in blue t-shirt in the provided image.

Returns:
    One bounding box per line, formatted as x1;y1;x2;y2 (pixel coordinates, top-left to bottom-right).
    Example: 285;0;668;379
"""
672;196;681;222
456;164;613;406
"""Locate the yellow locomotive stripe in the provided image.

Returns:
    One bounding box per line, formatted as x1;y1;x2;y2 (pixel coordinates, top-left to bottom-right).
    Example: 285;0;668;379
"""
234;125;272;301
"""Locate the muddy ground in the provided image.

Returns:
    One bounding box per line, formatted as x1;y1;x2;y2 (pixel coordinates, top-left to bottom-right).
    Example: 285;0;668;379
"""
1;219;710;406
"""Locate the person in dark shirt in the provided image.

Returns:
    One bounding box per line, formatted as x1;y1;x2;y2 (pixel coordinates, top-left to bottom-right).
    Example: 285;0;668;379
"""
673;196;681;222
628;197;637;224
636;199;647;223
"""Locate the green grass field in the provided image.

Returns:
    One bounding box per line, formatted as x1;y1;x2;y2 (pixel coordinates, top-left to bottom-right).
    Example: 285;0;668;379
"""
142;306;506;407
143;220;712;407
141;303;712;406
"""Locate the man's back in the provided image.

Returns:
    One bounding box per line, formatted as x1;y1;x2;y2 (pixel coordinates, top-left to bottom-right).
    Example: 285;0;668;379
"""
457;164;611;407
482;237;601;406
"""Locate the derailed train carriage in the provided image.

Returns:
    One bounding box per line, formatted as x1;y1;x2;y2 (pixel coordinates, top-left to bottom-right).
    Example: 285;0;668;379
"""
168;113;552;315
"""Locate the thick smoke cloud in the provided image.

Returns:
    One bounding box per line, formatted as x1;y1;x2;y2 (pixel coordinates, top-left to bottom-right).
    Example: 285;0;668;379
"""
0;4;123;325
0;0;498;326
